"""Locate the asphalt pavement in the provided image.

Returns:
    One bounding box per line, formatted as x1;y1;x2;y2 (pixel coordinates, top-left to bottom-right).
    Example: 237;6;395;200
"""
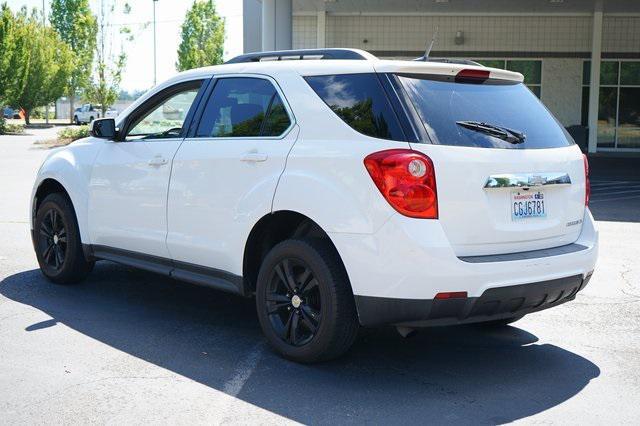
1;128;639;425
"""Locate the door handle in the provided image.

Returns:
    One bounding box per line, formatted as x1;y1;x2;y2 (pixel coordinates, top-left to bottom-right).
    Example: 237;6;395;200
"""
148;156;168;166
241;152;268;163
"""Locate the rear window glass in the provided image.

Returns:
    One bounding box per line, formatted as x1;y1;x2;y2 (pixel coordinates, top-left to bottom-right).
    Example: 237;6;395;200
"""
397;74;573;149
305;74;405;141
262;95;290;136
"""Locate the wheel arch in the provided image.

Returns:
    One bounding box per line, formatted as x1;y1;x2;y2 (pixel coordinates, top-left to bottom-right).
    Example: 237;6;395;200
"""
32;137;103;241
31;177;82;249
32;177;87;237
33;178;70;216
242;210;353;296
31;148;97;246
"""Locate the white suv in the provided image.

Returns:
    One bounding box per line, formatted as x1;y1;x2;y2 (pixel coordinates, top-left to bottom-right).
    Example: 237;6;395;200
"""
31;49;597;363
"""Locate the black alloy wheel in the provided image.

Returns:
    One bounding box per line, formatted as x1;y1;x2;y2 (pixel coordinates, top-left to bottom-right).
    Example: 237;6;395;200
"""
38;207;67;272
256;238;359;363
34;193;93;284
265;258;322;347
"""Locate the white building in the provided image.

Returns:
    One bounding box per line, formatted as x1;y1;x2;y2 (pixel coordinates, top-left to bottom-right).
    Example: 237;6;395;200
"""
229;0;640;154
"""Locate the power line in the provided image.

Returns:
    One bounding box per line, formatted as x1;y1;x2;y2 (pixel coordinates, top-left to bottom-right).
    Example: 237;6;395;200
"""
104;18;182;27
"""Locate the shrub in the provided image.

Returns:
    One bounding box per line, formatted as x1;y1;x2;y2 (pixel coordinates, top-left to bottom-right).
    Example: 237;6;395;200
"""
0;118;25;134
6;123;25;133
57;125;89;141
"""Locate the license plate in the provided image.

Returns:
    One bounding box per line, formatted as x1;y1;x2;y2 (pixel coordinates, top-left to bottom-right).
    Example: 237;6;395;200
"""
511;190;546;220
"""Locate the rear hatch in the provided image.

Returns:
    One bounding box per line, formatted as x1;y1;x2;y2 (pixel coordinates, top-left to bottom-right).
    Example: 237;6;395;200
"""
388;67;587;256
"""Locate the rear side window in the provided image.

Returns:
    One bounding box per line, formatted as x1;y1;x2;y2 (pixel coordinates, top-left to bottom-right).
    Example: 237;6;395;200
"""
305;73;405;141
397;74;573;149
262;95;290;136
196;77;291;138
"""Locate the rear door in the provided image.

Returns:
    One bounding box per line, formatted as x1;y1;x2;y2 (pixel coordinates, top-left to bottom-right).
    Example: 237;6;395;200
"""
167;75;297;275
391;72;587;256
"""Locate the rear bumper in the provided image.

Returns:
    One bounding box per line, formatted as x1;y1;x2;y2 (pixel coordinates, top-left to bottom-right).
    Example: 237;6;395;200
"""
329;208;598;326
355;273;592;327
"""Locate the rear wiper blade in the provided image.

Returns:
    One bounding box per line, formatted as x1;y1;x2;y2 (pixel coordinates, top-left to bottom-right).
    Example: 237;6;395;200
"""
456;120;526;144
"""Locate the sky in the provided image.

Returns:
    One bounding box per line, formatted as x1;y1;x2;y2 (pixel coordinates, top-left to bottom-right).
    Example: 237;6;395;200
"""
8;0;241;92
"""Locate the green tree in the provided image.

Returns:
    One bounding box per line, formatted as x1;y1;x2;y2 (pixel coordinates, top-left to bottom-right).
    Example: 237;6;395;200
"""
176;0;225;71
0;3;16;103
0;3;16;132
85;0;130;116
7;8;74;124
50;0;98;123
41;27;75;117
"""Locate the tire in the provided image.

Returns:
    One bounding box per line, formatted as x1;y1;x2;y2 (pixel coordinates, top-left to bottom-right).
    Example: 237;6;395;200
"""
73;115;79;125
477;316;523;328
256;238;359;363
34;193;93;284
89;116;94;123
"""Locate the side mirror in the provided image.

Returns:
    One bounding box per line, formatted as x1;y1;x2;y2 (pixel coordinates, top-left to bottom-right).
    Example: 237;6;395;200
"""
89;118;117;140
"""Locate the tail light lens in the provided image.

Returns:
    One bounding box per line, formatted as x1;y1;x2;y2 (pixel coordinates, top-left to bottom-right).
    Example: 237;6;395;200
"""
583;154;590;206
364;149;438;219
435;291;468;300
455;69;490;83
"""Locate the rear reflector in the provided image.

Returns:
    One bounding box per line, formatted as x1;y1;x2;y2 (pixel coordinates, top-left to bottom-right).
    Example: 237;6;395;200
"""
455;69;490;83
434;291;468;300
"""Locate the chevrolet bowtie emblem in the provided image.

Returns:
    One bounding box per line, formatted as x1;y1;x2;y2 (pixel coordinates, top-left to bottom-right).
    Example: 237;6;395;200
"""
528;175;547;186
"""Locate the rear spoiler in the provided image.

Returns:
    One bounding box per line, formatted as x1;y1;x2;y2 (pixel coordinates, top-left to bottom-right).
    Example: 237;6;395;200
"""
374;61;524;83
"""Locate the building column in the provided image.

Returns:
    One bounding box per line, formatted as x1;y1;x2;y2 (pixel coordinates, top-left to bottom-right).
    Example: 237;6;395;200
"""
242;0;262;53
587;1;604;153
316;11;326;48
262;0;292;51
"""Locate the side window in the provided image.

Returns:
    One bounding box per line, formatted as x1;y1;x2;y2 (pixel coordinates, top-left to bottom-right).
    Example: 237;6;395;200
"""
262;95;291;136
195;77;291;138
126;81;202;141
304;73;405;141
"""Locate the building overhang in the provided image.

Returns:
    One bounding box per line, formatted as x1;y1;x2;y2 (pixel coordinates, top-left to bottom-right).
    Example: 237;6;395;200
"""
293;0;640;15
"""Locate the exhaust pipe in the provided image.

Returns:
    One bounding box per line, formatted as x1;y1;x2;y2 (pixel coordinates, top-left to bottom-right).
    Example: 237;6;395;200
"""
396;326;417;338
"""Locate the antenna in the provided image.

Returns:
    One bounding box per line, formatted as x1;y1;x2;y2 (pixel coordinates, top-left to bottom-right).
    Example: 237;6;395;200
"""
415;27;438;62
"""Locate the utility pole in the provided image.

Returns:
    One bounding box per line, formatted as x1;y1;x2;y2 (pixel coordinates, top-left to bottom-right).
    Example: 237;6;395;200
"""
43;0;50;124
42;0;49;124
153;0;158;86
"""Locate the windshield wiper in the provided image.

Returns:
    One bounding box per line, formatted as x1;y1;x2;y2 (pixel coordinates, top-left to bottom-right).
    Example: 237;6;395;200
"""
456;121;526;144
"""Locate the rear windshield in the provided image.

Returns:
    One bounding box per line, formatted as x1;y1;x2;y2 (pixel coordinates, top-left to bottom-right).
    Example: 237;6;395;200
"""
397;74;573;149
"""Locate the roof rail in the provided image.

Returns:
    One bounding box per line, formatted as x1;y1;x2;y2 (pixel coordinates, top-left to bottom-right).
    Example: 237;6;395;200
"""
225;48;375;64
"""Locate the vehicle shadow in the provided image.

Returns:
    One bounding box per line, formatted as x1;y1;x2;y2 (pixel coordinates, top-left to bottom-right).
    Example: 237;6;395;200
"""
0;263;600;425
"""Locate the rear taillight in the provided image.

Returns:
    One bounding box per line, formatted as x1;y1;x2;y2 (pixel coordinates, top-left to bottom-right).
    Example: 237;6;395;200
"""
583;154;590;206
364;149;438;219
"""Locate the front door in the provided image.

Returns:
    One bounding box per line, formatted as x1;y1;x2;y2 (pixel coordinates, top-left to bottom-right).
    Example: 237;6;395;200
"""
88;79;205;258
